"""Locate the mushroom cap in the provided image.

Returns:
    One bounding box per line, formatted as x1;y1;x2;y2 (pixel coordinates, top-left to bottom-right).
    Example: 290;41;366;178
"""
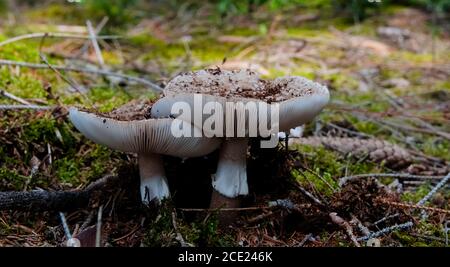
69;107;221;158
151;69;329;135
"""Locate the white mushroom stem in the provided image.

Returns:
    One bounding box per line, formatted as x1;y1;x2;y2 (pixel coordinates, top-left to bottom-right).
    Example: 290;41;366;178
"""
212;138;249;198
138;153;170;204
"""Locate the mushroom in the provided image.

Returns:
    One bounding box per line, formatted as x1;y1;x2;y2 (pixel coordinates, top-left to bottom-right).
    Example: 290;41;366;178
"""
150;69;329;208
68;100;221;204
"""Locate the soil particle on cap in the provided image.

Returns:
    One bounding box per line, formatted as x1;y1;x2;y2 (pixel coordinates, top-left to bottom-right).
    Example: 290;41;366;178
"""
81;99;155;121
165;69;326;103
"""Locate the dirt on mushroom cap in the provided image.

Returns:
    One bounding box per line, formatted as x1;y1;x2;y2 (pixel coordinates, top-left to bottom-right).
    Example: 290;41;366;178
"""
80;99;155;121
165;68;327;103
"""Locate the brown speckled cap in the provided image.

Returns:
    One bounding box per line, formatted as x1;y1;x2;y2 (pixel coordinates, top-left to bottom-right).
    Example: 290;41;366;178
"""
151;69;330;134
163;69;327;103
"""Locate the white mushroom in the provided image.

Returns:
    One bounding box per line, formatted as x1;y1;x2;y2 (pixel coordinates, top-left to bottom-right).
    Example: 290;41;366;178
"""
151;69;330;208
69;106;221;204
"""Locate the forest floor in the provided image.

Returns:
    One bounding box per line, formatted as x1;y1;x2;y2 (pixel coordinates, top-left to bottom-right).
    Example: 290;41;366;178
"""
0;3;449;247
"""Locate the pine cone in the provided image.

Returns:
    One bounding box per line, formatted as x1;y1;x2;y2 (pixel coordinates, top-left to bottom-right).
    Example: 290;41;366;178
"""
289;137;413;169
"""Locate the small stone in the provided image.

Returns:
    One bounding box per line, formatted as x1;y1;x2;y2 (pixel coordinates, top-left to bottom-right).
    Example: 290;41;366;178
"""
66;238;81;247
366;238;381;247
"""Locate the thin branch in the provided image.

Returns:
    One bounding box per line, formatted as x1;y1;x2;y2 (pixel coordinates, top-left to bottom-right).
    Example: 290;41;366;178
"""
296;233;313;247
0;59;163;91
96;205;103;247
373;213;400;225
376;198;450;215
38;34;94;106
0;32;120;47
178;203;310;212
329;212;360;247
417;172;450;206
86;20;105;68
380;119;450;141
357;221;414;242
293;182;324;207
325;121;372;138
0;89;32;105
40;54;92;105
299;164;338;192
339;173;445;187
0;104;52;110
76;17;109;57
247;211;276;224
0;175;120;211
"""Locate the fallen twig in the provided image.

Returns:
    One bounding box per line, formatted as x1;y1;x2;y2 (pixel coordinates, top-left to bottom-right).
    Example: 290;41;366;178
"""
293;183;324;207
373;213;400;226
0;32;120;47
86;20;105;68
357;221;413;242
350;215;370;236
75;17;109;57
39;41;93;106
416;172;450;219
0;59;163;91
376;198;450;215
0;89;32;105
299;164;338;192
178;203;310;212
0;104;51;110
329;212;361;247
247;211;276;224
296;233;313;247
96;205;103;247
339;173;445;186
0;175;120;211
417;172;450;206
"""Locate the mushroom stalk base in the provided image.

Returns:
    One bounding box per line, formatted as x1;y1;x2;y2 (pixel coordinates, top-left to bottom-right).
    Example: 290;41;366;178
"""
212;138;249;198
139;153;170;204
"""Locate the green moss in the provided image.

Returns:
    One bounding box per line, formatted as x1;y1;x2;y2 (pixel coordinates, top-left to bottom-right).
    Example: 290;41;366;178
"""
401;183;432;203
421;139;450;161
286;27;333;38
320;72;359;91
291;143;381;196
128;34;167;48
0;36;41;62
54;157;81;184
225;28;259;36
26;3;83;24
191;39;235;63
0;69;48;101
291;145;341;196
391;51;437;65
395;221;447;247
86;86;132;112
82;144;118;181
140;43;186;62
142;201;235;247
0;168;29;190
